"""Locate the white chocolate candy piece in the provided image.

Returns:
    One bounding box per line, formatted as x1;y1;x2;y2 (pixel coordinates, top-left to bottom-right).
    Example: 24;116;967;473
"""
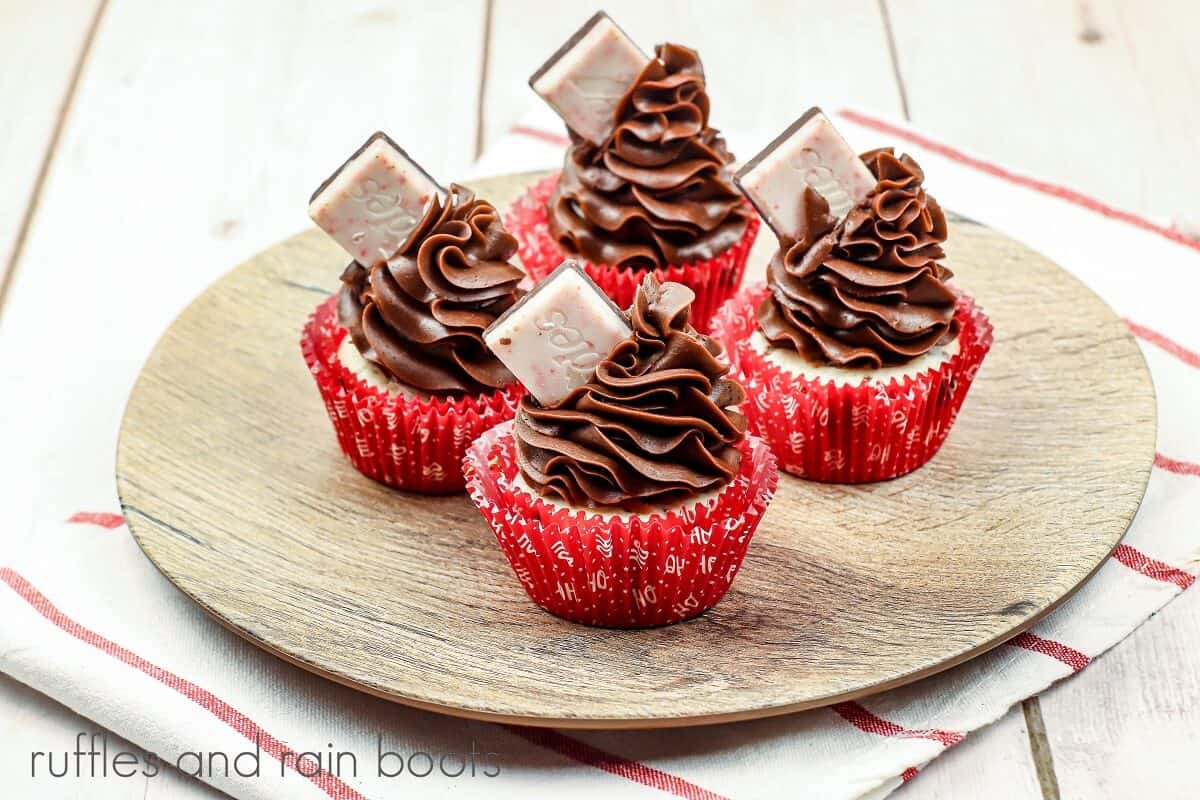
735;107;877;236
529;11;649;145
484;261;631;406
308;131;444;267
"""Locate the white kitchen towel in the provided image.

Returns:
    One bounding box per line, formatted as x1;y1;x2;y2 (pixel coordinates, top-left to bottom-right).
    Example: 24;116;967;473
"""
2;107;1198;800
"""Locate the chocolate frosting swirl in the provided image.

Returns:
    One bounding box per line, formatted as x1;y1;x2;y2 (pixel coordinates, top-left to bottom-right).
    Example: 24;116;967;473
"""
546;43;751;271
338;184;525;394
515;277;746;509
757;149;960;368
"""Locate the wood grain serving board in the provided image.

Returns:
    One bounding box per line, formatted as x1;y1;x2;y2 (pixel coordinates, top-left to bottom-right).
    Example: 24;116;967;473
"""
116;171;1156;729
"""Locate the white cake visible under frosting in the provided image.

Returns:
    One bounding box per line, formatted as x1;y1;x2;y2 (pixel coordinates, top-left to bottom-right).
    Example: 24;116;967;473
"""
336;335;428;400
510;471;724;522
748;330;960;386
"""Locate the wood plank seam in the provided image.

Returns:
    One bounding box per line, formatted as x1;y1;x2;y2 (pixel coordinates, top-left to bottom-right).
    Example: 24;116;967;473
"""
0;0;110;321
854;33;1066;797
877;0;911;120
474;0;495;159
1021;698;1063;800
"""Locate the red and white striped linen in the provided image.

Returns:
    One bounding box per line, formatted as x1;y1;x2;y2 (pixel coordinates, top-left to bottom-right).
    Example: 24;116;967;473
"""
1;108;1197;800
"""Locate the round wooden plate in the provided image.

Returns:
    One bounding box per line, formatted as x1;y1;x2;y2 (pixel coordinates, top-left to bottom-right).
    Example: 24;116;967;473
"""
117;171;1155;729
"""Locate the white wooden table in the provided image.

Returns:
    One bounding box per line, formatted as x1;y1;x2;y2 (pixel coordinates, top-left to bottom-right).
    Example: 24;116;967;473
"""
2;2;1196;797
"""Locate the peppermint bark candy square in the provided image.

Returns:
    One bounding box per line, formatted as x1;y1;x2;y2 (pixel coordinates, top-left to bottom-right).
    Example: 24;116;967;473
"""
735;107;877;236
530;11;649;145
308;131;444;267
484;260;631;406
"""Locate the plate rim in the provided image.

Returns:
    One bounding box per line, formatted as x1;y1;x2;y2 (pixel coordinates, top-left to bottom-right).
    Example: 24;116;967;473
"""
123;516;1129;728
116;172;1157;729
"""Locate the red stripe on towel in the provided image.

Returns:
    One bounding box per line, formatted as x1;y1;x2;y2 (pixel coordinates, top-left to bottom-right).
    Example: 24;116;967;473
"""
1113;544;1196;590
0;568;367;800
1125;321;1200;369
837;110;1200;255
1155;453;1200;478
1005;631;1090;672
831;702;964;747
502;725;731;800
67;512;125;529
1;566;732;800
510;125;570;147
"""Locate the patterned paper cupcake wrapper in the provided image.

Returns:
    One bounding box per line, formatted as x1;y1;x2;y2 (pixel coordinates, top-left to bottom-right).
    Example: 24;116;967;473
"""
505;173;760;332
300;296;523;493
463;420;778;628
711;285;994;483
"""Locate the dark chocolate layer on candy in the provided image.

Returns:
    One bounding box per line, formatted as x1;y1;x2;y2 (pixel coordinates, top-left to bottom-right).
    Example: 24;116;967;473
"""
736;106;824;185
734;107;876;236
529;11;641;92
309;131;444;205
733;108;825;231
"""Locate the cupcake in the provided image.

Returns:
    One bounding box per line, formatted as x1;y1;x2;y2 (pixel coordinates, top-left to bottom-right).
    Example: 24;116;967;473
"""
301;132;525;492
508;12;759;332
714;111;993;482
466;268;777;627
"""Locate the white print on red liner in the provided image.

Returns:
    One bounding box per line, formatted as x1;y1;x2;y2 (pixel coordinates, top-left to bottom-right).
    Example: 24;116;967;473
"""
48;494;1200;796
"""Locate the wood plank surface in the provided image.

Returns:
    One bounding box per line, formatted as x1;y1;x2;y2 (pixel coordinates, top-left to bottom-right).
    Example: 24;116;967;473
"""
2;0;1194;796
1037;586;1200;799
887;0;1200;234
0;0;102;301
0;0;486;558
482;0;905;153
896;706;1044;800
0;4;112;790
887;2;1200;795
479;2;1044;787
0;2;486;798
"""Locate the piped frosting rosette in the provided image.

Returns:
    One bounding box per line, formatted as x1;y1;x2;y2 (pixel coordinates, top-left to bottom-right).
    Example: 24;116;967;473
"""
465;276;777;627
713;150;993;483
302;185;526;493
509;44;759;331
714;285;991;483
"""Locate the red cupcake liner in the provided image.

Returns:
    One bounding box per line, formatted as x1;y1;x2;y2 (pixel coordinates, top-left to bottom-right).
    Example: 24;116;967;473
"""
506;173;760;332
300;296;523;493
463;421;778;628
711;285;994;483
